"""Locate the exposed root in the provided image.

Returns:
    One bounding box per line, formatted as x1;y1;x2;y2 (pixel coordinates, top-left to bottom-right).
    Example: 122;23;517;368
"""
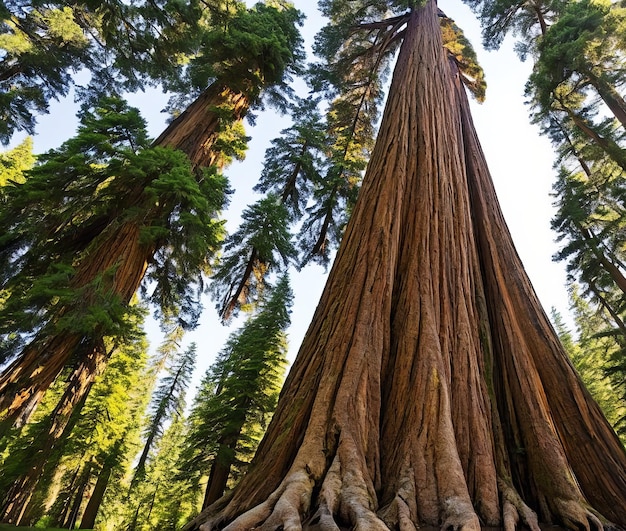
377;495;417;531
199;439;395;531
201;469;314;531
498;479;540;531
441;497;481;531
307;456;342;530
552;498;604;531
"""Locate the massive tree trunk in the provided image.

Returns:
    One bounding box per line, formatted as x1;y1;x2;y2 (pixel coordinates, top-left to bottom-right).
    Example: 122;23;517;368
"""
455;60;626;526
0;84;249;427
187;3;626;530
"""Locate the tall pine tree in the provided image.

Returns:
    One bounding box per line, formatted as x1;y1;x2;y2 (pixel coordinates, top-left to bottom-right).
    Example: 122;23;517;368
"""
182;276;292;507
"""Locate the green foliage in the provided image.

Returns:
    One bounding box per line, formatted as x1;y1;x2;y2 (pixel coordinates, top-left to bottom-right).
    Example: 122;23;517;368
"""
440;15;487;102
131;343;196;485
0;3;89;142
0;95;227;363
0;0;205;143
210;195;296;320
181;277;292;495
531;0;626;99
0;137;35;186
119;418;200;531
465;0;560;50
254;97;326;219
554;293;626;444
171;2;305;113
552;164;626;305
0;319;150;526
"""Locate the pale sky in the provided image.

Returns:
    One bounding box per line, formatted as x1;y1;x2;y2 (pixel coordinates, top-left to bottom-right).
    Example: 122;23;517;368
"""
14;0;571;394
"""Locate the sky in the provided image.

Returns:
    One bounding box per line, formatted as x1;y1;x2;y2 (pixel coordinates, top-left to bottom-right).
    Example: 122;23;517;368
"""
13;0;572;395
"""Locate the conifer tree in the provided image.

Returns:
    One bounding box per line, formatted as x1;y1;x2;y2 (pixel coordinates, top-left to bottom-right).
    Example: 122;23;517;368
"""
0;96;225;430
131;343;196;487
50;326;151;529
182;276;292;507
0;312;149;525
209;196;296;321
0;2;304;428
186;1;626;529
125;417;199;531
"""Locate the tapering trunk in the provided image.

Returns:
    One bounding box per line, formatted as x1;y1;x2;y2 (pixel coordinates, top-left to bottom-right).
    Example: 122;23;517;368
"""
154;84;249;169
456;60;626;525
203;458;232;511
0;83;250;427
219;248;261;321
0;221;150;422
79;463;112;529
203;427;247;509
186;3;626;530
48;465;82;528
558;100;626;171
586;70;626;131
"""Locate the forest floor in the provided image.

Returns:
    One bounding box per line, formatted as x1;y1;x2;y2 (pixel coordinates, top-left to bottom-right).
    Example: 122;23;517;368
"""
0;525;93;531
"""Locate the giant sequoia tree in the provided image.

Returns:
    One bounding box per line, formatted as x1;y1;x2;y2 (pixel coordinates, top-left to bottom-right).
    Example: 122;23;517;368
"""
187;0;626;529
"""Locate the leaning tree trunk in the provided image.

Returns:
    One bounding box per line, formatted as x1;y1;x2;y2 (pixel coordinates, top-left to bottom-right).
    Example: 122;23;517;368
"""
0;346;106;525
79;460;113;529
0;83;250;427
187;3;626;530
203;415;249;509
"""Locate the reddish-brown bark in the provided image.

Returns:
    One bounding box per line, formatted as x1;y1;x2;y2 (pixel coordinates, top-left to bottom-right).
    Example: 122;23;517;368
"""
0;84;249;426
186;2;626;530
0;83;252;524
0;345;107;524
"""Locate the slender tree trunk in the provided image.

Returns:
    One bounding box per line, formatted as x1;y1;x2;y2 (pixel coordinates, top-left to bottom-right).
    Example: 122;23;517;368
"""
145;482;159;523
203;458;232;511
49;464;82;528
186;2;626;530
219;248;262;320
557;98;626;171
577;224;626;296
586;70;626;131
79;464;113;529
64;463;92;530
203;428;246;509
0;83;249;427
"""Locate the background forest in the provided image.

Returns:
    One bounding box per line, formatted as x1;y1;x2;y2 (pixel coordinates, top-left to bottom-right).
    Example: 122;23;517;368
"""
0;0;624;529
